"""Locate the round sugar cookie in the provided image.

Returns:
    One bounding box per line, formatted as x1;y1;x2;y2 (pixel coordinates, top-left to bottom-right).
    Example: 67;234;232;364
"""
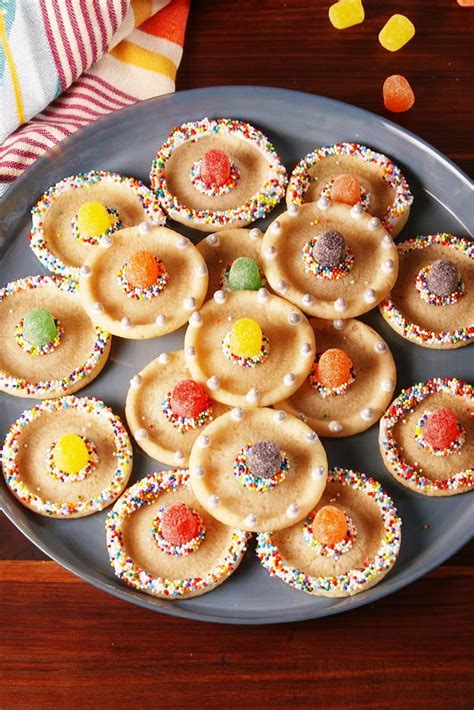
0;275;111;399
379;378;474;497
30;171;165;277
379;233;474;349
2;396;133;518
286;143;413;236
149;118;287;232
276;318;396;437
126;350;230;467
106;470;250;599
79;223;208;339
189;407;328;532
256;467;402;597
183;290;315;407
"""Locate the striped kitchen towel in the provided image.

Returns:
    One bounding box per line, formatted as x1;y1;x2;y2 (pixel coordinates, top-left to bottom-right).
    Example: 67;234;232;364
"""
0;0;190;196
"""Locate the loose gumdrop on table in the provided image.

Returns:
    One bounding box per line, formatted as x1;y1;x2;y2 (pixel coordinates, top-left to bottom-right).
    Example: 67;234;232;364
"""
312;505;348;546
169;380;212;419
316;348;353;388
229;318;263;358
329;174;361;206
53;434;89;475
125;251;161;289
328;0;365;29
160;503;200;545
379;14;415;52
77;201;111;238
421;408;460;451
383;75;415;113
426;259;460;296
200;149;232;187
228;257;262;291
23;308;58;347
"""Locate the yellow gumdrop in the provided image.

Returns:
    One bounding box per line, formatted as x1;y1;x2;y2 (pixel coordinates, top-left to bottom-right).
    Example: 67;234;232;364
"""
329;0;365;30
77;201;111;238
230;318;263;358
53;434;89;475
379;14;415;52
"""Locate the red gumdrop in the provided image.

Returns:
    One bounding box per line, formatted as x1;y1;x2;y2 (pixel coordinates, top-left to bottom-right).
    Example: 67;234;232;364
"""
329;174;361;205
383;75;415;113
161;503;200;545
422;408;459;450
200;149;231;187
170;379;211;418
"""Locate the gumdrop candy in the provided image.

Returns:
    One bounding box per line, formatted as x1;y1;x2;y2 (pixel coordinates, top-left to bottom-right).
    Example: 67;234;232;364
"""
229;318;263;358
77;201;111;238
23;308;58;347
329;0;365;30
170;380;212;419
379;14;415;52
426;259;460;296
329;174;361;206
312;505;348;546
53;434;89;475
313;231;347;267
200;149;231;187
228;257;262;291
383;75;415;113
422;408;460;451
247;441;281;479
316;348;353;388
125;251;162;289
161;503;200;545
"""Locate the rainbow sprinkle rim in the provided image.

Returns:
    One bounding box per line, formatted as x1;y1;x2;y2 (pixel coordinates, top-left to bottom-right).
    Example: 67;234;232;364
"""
256;467;401;596
222;331;270;368
105;470;250;598
415;265;464;306
320;179;371;211
0;275;111;398
71;207;121;246
309;355;356;398
287;142;413;232
150;118;288;228
2;396;132;517
46;438;98;483
233;444;290;492
117;258;169;300
30;170;166;277
414;410;465;457
15;318;64;356
302;510;356;559
151;505;206;557
190;159;240;196
379;234;474;347
302;239;354;280
161;391;213;433
380;378;474;495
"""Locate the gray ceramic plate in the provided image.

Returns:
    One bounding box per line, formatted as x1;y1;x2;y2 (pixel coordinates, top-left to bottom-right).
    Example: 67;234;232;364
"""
0;87;472;624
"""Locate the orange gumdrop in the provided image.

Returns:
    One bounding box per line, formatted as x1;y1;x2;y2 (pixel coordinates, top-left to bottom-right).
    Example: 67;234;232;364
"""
316;348;353;388
329;174;361;205
312;505;348;546
126;251;161;289
383;75;415;113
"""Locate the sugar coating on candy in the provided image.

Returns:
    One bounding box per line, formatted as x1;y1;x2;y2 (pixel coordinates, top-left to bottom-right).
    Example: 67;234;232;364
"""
312;505;348;546
457;0;474;6
379;14;415;52
200;149;231;187
160;503;200;546
169;380;211;419
421;408;460;451
77;201;111;238
125;251;162;289
313;231;347;267
329;174;361;205
52;433;89;475
23;308;58;347
383;75;415;113
228;257;262;291
316;348;353;388
426;259;460;297
329;0;365;30
229;318;263;358
247;440;281;479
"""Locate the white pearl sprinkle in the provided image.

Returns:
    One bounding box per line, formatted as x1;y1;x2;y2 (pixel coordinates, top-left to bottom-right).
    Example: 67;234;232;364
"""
257;287;270;303
286;503;300;519
121;316;131;328
93;302;103;313
288;312;301;325
207;233;220;246
300;342;313;356
374;341;387;353
193;466;205;478
198;434;210;448
360;407;374;421
183;296;196;311
288;203;300;216
213;290;226;304
382;378;394;392
271;220;282;234
189;311;203;327
208;494;220;508
368;217;380;231
158;352;170;365
196;263;208;276
306;430;318;443
317;196;330;210
284;373;296;386
350;203;363;219
382;258;395;273
244;513;258;527
135;428;148;441
80;264;91;277
298;412;308;423
312;465;326;479
276;279;288;294
274;410;287;422
249;228;262;240
364;288;377;304
175;450;184;462
333;319;346;330
185;346;196;360
130;374;142;388
177;236;190;250
138;222;151;235
334;297;347;312
231;407;244;421
302;293;315;307
329;420;343;433
155;314;166;326
382;234;394;249
207;375;220;390
264;245;277;260
246;387;260;404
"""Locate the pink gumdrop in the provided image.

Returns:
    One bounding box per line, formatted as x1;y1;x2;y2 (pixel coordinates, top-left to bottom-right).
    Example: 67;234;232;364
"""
200;149;231;187
422;408;459;450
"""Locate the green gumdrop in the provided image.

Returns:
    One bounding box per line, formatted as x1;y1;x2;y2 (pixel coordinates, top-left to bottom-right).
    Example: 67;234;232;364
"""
23;308;58;347
228;257;262;291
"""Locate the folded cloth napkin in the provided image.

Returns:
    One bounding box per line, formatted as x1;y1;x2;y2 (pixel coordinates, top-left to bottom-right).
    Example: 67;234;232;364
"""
0;0;189;196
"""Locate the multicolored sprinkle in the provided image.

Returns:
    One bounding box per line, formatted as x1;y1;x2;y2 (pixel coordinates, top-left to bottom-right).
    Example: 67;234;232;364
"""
15;318;64;356
117;258;169;300
302;239;354;280
222;331;270;368
233;444;289;492
161;391;213;433
190;160;240;196
415;264;464;306
414;410;465;456
151;505;206;556
308;355;356;398
302;510;356;559
46;438;98;483
71;207;121;246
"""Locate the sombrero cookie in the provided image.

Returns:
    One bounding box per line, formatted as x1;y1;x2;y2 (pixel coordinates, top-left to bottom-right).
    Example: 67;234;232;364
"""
379;234;474;349
276;318;396;437
256;467;402;597
149;118;287;232
106;470;250;599
197;227;266;300
79;223;208;339
30;171;165;277
0;275;111;399
2;396;132;518
379;378;474;497
189;407;328;532
183;290;315;407
262;201;399;319
287;143;413;237
125;350;230;467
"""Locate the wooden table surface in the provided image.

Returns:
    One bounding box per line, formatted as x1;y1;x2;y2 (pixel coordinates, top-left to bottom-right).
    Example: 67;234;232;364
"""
1;1;473;708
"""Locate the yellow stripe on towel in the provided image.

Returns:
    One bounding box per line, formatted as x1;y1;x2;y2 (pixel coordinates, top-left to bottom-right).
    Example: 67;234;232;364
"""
109;39;176;80
0;11;26;124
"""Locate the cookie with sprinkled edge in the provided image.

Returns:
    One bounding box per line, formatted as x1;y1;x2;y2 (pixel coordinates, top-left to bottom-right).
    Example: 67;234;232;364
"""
256;467;402;597
150;118;287;232
126;350;230;467
2;396;132;518
189;407;327;532
276;318;396;437
183;290;315;407
106;470;250;599
379;378;474;497
0;275;111;399
379;233;474;349
30;171;166;278
262;201;399;319
286;143;413;237
79;223;208;339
